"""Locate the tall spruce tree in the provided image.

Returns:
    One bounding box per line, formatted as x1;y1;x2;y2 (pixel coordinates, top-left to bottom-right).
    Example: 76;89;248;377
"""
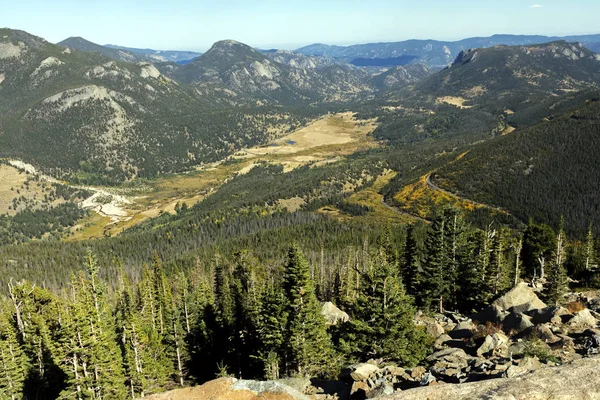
343;246;430;366
283;245;332;377
404;223;426;303
0;310;29;400
256;282;287;380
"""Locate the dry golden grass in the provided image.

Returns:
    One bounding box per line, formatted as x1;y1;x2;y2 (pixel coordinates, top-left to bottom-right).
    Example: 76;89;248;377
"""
436;96;473;109
71;113;378;239
0;164;65;215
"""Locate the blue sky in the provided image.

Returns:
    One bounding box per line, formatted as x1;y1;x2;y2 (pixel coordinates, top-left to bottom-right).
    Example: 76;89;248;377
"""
1;0;598;51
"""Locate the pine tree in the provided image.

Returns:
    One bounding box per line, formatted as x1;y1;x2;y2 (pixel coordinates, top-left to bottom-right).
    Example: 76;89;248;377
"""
404;223;426;303
57;252;127;399
0;311;29;400
458;229;492;312
545;219;569;305
343;247;430;366
443;208;468;309
422;212;449;312
283;245;332;377
256;282;287;380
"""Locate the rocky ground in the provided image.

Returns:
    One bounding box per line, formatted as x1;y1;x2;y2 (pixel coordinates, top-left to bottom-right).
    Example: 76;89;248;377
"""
146;283;600;399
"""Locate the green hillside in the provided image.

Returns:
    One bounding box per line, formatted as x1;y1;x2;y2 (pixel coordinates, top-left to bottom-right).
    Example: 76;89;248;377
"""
435;96;600;235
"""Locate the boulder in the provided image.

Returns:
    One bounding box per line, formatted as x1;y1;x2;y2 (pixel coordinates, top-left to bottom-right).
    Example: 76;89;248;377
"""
507;341;527;358
366;383;394;398
426;348;470;363
420;372;436;386
568;309;598;328
425;322;445;338
529;306;572;324
471;304;506;324
321;302;350;326
476;332;509;357
375;356;600;400
409;366;427;380
492;282;546;313
351;381;369;396
449;321;475;339
433;334;453;350
518;356;542;371
523;324;560;343
343;363;379;382
502;312;533;334
143;377;311;400
585;334;600;355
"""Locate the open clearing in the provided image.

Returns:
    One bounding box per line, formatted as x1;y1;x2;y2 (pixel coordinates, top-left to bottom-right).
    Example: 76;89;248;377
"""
436;96;473;109
0;164;29;214
69;113;377;239
0;163;68;215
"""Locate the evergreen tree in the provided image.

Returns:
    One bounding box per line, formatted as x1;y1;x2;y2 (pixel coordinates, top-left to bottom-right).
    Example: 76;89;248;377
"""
458;229;492;312
57;253;127;399
522;222;556;281
342;247;430;366
256;282;287;380
404;223;426;303
0;311;29;400
283;245;332;377
585;224;596;272
422;212;449;312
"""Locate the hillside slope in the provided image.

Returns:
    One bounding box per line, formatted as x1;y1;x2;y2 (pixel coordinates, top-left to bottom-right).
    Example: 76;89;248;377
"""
163;40;375;104
433;97;600;235
393;41;600;125
0;29;306;183
58;36;146;62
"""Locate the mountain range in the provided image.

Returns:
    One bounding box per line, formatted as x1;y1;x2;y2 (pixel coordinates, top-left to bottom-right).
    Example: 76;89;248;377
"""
297;34;600;67
3;28;600;202
58;36;201;64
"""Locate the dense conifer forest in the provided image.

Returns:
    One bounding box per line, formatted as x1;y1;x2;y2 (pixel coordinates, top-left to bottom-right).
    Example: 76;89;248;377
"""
1;204;598;397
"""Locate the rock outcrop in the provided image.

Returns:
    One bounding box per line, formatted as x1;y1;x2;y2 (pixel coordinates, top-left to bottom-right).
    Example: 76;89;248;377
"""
143;377;311;400
377;356;600;400
321;302;350;326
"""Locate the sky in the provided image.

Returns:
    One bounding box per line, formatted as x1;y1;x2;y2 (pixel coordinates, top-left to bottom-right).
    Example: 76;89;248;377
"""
1;0;599;51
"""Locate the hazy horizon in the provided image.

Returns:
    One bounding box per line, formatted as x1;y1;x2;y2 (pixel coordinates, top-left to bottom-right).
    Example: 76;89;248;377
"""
1;0;599;52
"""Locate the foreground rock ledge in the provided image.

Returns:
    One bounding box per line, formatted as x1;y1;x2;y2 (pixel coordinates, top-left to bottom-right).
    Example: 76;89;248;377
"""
379;356;600;400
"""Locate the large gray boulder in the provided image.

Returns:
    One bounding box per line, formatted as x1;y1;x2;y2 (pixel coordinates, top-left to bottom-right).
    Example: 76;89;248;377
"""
375;356;600;400
492;282;546;313
569;309;598;328
321;301;350;326
342;363;380;382
502;311;534;334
